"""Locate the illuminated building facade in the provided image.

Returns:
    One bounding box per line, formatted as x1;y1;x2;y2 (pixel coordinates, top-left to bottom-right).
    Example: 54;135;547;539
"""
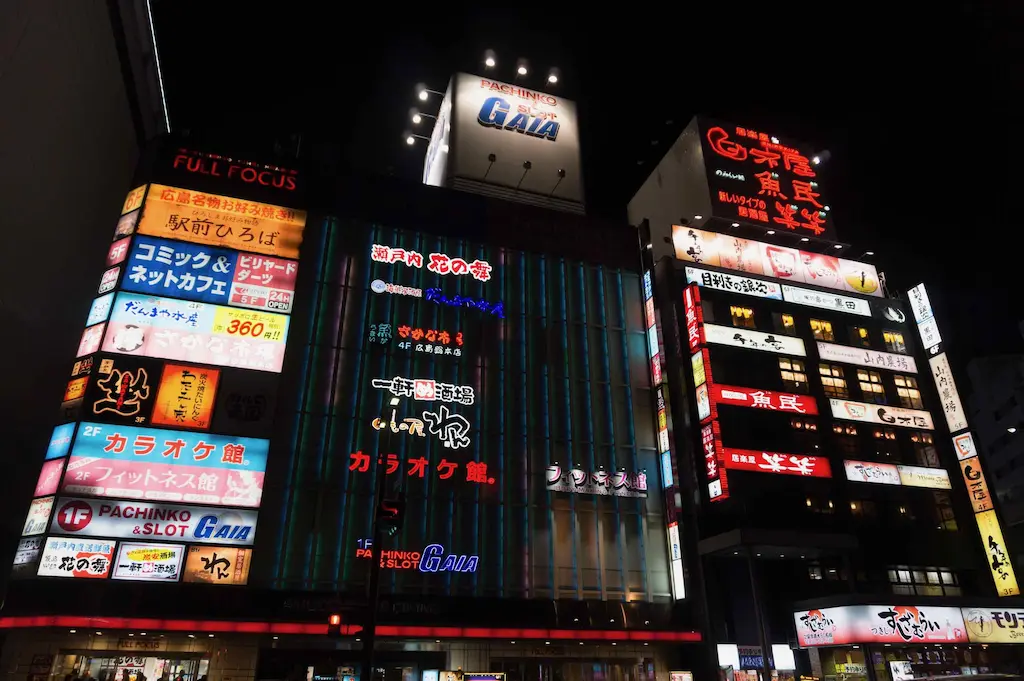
629;116;1024;680
0;134;704;681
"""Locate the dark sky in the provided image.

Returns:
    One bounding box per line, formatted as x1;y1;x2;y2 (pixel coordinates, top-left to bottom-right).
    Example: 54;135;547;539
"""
151;2;1023;364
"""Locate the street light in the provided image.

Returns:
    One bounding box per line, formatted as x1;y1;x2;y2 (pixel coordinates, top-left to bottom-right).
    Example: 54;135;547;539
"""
415;85;444;101
410;110;436;125
517;65;528;76
405;134;429;146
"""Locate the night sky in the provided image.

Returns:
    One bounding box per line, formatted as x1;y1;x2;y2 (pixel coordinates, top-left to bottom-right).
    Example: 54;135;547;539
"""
1;3;1019;561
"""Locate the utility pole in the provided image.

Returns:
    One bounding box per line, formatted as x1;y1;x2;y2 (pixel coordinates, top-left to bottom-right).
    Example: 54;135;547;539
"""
360;396;403;681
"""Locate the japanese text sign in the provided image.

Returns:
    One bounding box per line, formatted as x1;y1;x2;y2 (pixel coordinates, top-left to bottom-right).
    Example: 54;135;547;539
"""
684;266;782;300
711;384;818;415
699;120;835;240
371;376;475;405
37;538;114;579
794;605;967;647
137;184;306;259
83;356;160;426
976;510;1020;596
683;284;703;352
49;496;258;545
829;399;934;430
122;236;298;314
909;283;943;353
112;542;185;581
817;342;918;374
723;449;832;478
929;353;968;433
347;451;495;486
674;226;881;297
70;422;268;472
87;293;115;327
704;324;807;356
35;458;65;497
182;545;251;585
956;438;993;513
961;607;1024;643
782;285;871;317
123;186;145;215
545;465;647;498
844;460;901;486
63;455;265;508
152;364;220;430
371;243;493;282
102;292;289;372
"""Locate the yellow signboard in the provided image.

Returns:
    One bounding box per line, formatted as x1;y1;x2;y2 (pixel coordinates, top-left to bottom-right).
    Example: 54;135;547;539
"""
962;606;1024;643
212;307;288;343
137;183;306;259
182;546;251;585
691;351;706;387
976;510;1020;597
122;185;146;215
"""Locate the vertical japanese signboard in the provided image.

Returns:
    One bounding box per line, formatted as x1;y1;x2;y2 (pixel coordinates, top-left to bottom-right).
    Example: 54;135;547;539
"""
15;162;307;585
644;269;684;600
909;283;1018;597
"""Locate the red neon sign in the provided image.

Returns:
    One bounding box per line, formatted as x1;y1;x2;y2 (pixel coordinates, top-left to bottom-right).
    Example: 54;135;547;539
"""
710;385;818;415
702;422;729;501
683;284;703;352
371;244;493;282
703;122;832;239
723;448;832;478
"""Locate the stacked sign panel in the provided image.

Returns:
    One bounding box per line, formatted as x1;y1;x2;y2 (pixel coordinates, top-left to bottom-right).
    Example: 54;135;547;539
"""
15;181;306;585
908;283;1019;597
644;269;685;600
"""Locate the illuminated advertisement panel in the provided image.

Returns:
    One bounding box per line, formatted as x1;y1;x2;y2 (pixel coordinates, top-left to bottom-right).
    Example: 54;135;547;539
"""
961;607;1024;643
122;185;146;214
137;183;306;259
151;363;220;430
86;293;115;327
929;353;968;433
101;292;289;372
182;546;251;585
816;342;918;374
545;465;647;498
683;285;703;352
958;449;993;512
711;384;818;415
844;460;901;485
112;542;185;582
37;537;115;579
49;497;257;545
673;226;882;296
122;236;297;313
896;465;951;490
45;423;76;460
829;399;934;430
723;449;831;478
781;284;871;317
22;497;53;536
684;266;782;300
976;510;1020;597
35;458;65;497
794;605;967;647
704;324;806;356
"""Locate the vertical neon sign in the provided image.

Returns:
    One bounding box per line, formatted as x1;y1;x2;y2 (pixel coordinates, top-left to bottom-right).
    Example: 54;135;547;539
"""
644;269;684;599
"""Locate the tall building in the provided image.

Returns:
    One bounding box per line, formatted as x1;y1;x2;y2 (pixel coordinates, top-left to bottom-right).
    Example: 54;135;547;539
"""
0;76;709;681
628;117;1024;681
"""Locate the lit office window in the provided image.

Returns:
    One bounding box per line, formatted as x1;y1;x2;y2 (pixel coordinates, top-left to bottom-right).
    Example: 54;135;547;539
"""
780;358;807;392
819;363;848;398
895;375;923;409
730;306;756;329
884;331;907;353
857;369;886;403
810;319;834;342
851;326;871;348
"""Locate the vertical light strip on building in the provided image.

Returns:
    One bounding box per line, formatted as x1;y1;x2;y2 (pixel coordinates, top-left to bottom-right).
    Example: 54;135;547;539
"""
908;283;1019;597
644;270;684;599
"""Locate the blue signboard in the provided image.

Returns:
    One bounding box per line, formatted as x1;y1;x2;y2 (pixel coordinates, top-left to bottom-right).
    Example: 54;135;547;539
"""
70;422;268;473
122;235;238;305
46;423;77;460
86;293;115;327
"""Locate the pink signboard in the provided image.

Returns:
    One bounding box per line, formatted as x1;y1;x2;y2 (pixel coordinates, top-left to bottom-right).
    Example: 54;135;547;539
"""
63;456;264;508
35;458;66;497
230;254;298;314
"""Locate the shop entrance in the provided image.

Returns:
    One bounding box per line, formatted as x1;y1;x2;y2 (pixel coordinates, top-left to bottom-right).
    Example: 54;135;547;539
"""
56;654;208;681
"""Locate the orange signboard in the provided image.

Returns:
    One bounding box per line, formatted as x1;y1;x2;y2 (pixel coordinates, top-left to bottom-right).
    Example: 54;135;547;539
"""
137;183;306;259
64;377;89;402
122;186;146;215
152;364;220;430
959;456;994;513
182;546;250;585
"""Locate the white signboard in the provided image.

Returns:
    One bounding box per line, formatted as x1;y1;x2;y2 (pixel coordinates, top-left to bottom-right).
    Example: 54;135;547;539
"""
844;460;901;485
918;318;942;353
817;342;918;374
49;497;257;545
112;542;185;582
22;496;53;536
37;537;115;578
953;432;979;461
782;285;871;317
897;465;952;490
930;353;968;433
830;399;934;430
703;324;806;357
907;284;934;323
685;267;782;300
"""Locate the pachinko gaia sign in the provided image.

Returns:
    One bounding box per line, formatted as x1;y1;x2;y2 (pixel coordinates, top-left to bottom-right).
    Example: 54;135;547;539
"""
137;184;306;259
